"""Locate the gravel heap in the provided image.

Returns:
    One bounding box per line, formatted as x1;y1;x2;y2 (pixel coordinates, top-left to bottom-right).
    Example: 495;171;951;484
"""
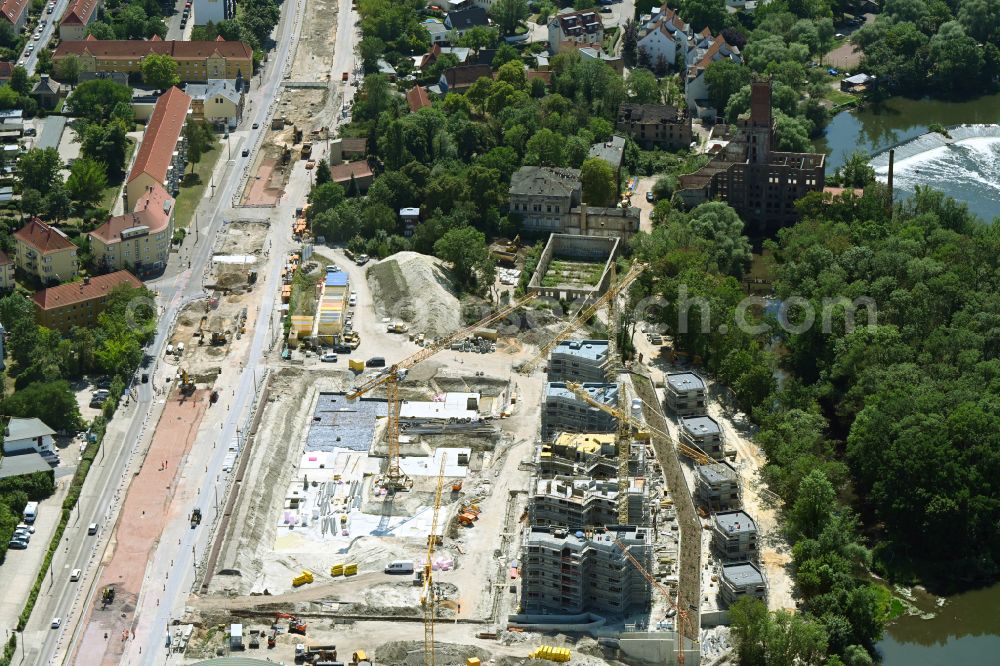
367;252;461;339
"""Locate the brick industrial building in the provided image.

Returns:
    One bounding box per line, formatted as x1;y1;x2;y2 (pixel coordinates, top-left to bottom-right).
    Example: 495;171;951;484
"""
677;80;825;235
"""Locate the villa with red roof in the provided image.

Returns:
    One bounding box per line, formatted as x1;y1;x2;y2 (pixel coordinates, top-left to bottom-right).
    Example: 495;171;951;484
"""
126;86;191;209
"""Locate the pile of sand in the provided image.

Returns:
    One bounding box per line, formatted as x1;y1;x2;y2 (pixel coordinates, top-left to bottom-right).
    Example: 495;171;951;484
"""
367;252;461;338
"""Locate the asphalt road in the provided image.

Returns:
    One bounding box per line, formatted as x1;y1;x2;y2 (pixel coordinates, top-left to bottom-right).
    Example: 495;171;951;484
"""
22;1;308;663
22;0;71;74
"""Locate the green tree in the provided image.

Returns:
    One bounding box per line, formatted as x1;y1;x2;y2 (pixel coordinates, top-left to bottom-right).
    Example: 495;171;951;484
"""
773;111;812;152
67;79;133;122
580;157;617;207
315;159;331;186
53;54;81;84
20;188;43;219
836;151;876;188
678;0;726;32
704;59;751;112
9;66;28;95
524;128;565;166
66;157;109;207
686;201;752;276
141;53;180;89
495;60;528;90
626;68;661;104
491;0;529;35
433;226;492;291
307;181;347;218
183;119;214;169
81;120;130;179
0;380;81;432
790;469;837;540
44;182;72;222
18;148;63;193
928;21;984;97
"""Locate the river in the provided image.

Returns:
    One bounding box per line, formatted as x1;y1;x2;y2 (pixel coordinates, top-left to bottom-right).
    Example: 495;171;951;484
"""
814;95;1000;661
815;93;1000;222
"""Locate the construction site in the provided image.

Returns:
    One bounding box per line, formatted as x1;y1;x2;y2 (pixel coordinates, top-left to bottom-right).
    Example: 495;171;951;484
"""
161;231;790;665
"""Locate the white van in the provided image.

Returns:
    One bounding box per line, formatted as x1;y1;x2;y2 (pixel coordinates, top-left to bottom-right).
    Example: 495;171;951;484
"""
176;342;184;356
166;344;174;356
384;560;414;575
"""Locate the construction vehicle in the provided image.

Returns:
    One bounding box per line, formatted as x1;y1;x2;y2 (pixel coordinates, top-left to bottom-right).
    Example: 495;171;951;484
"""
386;322;409;334
101;585;115;608
190;508;202;528
489;235;520;266
301;142;313;159
267;629;278;649
614;536;695;665
564;382;712;466
179;370;196;396
248;630;261;649
420;456;448;666
519;262;646;376
210;331;227;346
293;125;304;144
351;650;368;665
346;292;538;491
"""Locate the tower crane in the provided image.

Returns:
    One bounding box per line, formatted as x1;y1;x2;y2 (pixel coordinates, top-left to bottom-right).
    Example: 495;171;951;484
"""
613;537;694;666
518;262;647;376
421;455;447;666
347;293;538;492
564;382;712;466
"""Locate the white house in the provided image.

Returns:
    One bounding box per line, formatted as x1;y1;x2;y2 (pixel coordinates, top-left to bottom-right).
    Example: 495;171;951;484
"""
3;417;56;455
636;6;690;68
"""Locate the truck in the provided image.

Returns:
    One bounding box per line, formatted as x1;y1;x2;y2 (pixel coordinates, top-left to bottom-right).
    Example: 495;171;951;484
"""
23;501;38;524
301;142;313;159
386;322;409;334
190;508;202;528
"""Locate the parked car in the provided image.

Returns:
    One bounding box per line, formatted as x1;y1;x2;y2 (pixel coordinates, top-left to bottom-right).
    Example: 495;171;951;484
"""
645;191;655;203
7;540;27;550
332;344;351;354
366;356;386;368
320;353;337;363
16;523;35;534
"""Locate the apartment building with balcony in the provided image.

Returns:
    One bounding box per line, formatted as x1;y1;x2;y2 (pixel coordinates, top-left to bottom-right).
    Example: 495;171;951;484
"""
529;476;648;528
89;183;174;276
547;339;611;383
520;525;652;616
720;561;767;606
712;510;758;562
0;250;13;291
679;415;725;460
664;371;707;416
126;86;191;209
13;218;78;285
541;382;618;441
32;271;142;332
539;432;617;479
695;460;741;511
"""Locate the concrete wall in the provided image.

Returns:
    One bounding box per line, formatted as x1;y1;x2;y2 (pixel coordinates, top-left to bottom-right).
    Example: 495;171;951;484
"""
527;233;619;301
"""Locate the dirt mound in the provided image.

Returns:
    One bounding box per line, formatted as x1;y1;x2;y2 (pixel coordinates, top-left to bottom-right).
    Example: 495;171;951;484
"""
367;252;461;338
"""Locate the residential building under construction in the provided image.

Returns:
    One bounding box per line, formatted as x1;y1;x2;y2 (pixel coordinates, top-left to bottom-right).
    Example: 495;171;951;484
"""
520;525;653;615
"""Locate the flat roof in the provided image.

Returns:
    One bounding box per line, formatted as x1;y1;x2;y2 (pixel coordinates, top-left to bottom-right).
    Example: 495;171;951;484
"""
551;339;609;363
304;393;387;452
715;510;756;534
546;382;618;404
722;562;765;586
666;372;705;392
697;460;738;484
680;415;720;436
0;451;51;479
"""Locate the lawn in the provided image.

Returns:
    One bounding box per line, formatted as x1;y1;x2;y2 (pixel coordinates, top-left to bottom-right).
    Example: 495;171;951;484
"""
542;259;605;287
823;85;858;108
173;141;222;230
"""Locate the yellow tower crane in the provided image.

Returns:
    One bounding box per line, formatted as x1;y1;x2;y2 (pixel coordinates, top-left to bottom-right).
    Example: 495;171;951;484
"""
518;262;647;376
422;455;447;666
613;537;694;666
347;293;538;492
564;382;712;466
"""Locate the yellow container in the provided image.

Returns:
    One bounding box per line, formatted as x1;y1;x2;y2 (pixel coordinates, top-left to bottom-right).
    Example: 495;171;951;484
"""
330;563;344;576
349;359;365;373
467;659;481;666
344;563;358;576
292;570;314;587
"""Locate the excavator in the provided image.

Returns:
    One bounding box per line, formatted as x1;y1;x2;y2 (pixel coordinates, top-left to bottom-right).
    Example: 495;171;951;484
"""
275;612;307;635
179;370;196;396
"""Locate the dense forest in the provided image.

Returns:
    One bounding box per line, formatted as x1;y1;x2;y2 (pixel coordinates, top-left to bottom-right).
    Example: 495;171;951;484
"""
632;181;1000;662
